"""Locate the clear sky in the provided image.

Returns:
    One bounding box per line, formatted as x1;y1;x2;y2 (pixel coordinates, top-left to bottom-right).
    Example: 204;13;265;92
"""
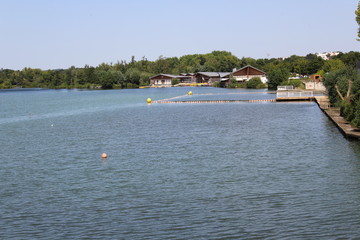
0;0;359;70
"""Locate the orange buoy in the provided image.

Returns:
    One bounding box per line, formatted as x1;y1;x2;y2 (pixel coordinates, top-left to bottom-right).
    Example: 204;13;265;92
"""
101;153;107;158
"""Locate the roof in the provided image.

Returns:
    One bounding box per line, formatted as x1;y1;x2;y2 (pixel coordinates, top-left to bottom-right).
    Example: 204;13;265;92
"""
196;72;231;78
149;74;188;79
180;73;195;76
233;65;266;74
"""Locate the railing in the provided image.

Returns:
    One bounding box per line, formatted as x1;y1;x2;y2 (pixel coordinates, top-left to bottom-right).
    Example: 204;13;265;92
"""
276;91;314;98
277;85;294;91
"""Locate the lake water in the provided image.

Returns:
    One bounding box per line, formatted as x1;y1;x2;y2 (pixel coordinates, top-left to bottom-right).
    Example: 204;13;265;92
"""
1;87;360;239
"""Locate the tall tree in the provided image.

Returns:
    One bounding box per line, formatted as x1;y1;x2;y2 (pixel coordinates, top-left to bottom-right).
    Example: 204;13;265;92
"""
267;67;290;89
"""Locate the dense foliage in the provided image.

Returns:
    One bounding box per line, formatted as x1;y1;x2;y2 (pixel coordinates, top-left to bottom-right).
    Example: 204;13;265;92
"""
1;51;359;90
323;67;360;127
266;67;291;89
246;77;266;89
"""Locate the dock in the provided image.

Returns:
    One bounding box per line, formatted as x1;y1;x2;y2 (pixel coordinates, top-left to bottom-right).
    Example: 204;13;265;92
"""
275;90;315;102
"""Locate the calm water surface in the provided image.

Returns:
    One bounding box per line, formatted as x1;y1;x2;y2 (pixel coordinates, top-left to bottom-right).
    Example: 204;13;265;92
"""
1;87;360;239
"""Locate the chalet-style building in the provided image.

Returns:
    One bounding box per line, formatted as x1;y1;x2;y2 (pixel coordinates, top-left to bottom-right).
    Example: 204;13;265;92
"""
195;72;230;84
149;74;190;87
220;65;267;87
179;73;196;84
228;65;267;82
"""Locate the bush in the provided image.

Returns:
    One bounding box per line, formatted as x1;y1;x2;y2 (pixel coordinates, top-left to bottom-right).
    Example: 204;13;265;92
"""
228;78;246;88
340;100;355;122
212;81;221;87
171;78;179;86
351;99;360;127
280;79;304;88
246;77;266;89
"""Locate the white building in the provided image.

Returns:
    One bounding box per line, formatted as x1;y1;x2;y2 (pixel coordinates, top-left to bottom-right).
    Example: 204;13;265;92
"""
315;51;340;60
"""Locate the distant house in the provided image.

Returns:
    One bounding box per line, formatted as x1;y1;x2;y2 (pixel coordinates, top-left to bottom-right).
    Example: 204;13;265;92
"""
220;65;267;87
149;74;189;87
230;65;267;82
179;73;196;84
195;72;230;84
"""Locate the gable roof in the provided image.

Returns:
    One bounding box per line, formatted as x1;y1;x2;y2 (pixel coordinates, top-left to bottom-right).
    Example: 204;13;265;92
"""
196;72;231;78
233;65;266;75
149;74;188;79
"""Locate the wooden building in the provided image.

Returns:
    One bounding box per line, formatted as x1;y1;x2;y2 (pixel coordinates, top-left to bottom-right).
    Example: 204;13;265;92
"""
230;65;267;82
179;73;196;84
149;74;189;87
221;65;267;87
195;72;230;84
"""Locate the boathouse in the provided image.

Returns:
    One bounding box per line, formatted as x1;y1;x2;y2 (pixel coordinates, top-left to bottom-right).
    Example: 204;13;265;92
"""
195;72;230;84
149;74;189;87
179;73;196;84
230;65;267;82
220;65;267;87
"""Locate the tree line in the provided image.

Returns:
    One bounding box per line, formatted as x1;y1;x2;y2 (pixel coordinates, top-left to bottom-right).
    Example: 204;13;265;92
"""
0;50;359;90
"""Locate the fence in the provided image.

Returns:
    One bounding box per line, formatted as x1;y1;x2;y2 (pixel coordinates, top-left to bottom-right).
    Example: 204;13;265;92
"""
276;91;314;98
277;85;294;91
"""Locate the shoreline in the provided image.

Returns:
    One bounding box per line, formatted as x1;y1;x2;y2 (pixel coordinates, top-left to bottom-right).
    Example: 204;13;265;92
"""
315;96;360;139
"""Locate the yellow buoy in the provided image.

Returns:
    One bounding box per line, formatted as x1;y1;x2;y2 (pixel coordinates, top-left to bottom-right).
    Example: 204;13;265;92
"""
147;98;152;104
188;91;193;95
101;153;107;158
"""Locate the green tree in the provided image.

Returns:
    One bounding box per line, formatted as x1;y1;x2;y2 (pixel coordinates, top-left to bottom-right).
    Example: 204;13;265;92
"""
267;67;290;89
96;70;115;89
323;67;360;126
125;68;141;87
323;67;358;104
321;59;346;73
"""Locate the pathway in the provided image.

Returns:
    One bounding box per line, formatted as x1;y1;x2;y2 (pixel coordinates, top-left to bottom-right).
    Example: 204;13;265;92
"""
315;96;360;139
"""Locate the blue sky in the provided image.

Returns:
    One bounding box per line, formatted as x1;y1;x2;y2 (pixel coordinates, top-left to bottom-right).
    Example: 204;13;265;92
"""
0;0;359;70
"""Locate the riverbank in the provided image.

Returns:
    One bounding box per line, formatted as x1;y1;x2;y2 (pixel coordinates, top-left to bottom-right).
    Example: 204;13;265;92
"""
315;96;360;139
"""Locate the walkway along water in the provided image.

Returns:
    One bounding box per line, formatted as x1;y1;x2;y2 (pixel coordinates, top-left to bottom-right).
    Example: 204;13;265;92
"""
314;96;360;139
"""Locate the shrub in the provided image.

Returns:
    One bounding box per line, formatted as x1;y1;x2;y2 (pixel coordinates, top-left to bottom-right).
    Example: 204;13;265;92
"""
351;99;360;127
212;81;221;88
228;78;246;88
340;100;355;122
246;77;265;89
171;78;180;86
280;79;304;88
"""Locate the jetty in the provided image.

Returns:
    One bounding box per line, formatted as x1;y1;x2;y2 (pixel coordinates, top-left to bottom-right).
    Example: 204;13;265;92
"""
275;91;314;101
